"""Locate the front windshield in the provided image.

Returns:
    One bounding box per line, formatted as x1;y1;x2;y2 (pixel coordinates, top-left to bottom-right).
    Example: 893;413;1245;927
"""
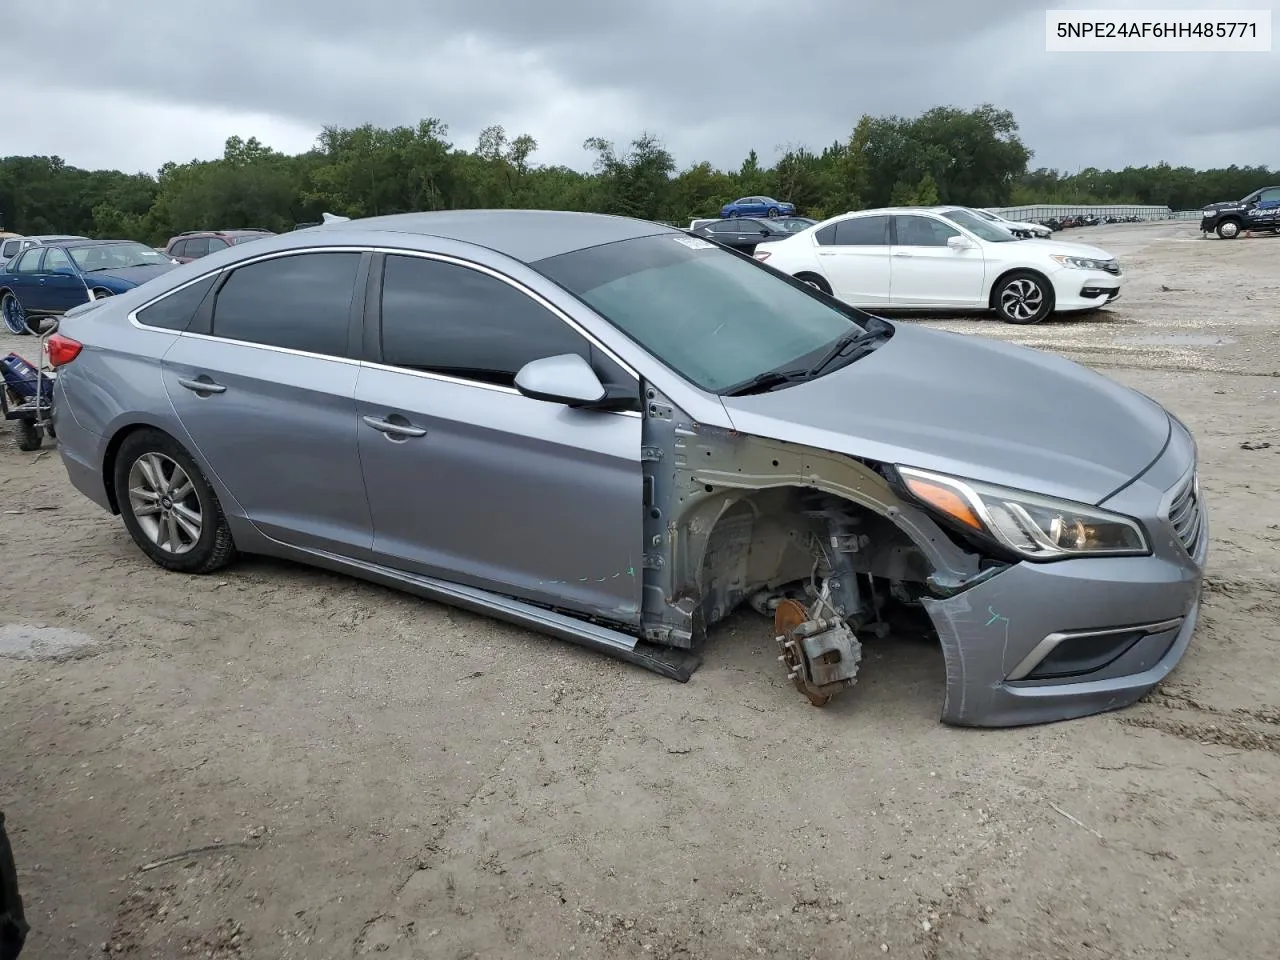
939;209;1019;242
535;234;869;392
71;242;172;271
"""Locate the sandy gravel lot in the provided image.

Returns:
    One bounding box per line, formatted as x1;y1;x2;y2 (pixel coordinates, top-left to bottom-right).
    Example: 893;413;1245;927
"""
1;221;1278;960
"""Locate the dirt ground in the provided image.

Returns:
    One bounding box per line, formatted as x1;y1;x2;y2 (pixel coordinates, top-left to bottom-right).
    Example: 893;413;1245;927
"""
1;221;1278;960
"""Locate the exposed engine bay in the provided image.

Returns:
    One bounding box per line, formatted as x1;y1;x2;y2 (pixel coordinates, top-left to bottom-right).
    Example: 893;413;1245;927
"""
636;383;1005;708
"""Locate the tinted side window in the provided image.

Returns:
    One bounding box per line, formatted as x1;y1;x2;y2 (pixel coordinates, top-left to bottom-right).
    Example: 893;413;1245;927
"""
12;250;42;273
43;248;73;272
169;240;187;258
814;224;837;246
1;240;20;259
136;274;218;331
211;252;360;356
185;237;211;258
708;221;741;234
894;215;959;246
380;254;589;387
208;237;230;251
1259;188;1280;203
834;216;890;245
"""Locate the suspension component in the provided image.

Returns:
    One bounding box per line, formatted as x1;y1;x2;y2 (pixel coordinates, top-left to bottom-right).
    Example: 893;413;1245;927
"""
773;598;862;707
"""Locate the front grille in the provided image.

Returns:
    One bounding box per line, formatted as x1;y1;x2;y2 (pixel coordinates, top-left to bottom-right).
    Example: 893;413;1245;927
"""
1167;470;1205;556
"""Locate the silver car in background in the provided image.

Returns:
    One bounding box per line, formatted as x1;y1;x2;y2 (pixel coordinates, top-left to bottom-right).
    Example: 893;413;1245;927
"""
46;210;1207;727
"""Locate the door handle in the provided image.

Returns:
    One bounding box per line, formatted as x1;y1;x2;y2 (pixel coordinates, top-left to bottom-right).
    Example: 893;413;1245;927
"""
817;250;836;256
177;377;226;394
362;415;427;438
893;251;913;258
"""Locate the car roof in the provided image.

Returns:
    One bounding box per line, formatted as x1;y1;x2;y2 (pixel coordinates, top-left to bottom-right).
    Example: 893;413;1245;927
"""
315;209;679;264
30;234;87;241
57;238;145;249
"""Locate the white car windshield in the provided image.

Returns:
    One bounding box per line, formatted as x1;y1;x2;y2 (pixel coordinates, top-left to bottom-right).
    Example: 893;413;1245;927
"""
939;209;1020;242
535;234;872;392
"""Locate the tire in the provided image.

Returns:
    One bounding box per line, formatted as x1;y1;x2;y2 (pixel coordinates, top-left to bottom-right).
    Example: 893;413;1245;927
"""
992;271;1054;324
1;293;29;336
794;272;832;295
1216;219;1242;239
113;428;238;574
767;207;780;218
12;420;41;452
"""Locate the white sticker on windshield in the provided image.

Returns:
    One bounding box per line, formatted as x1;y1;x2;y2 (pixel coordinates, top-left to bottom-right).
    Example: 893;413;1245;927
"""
673;235;716;250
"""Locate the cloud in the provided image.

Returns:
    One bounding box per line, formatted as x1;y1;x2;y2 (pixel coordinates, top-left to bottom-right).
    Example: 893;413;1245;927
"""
6;0;1277;175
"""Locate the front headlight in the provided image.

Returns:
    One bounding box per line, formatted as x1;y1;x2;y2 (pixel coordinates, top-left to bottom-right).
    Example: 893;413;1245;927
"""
896;466;1150;561
1050;254;1111;271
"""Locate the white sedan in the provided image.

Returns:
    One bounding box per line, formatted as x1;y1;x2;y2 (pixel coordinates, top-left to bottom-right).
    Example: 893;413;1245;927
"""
971;207;1053;238
753;206;1122;324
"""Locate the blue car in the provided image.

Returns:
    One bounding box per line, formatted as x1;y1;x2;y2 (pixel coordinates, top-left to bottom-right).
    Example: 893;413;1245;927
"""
1;239;178;334
719;196;797;219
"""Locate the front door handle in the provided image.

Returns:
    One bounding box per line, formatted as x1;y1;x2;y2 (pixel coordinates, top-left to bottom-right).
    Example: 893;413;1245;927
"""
893;251;913;258
177;377;226;394
362;415;427;438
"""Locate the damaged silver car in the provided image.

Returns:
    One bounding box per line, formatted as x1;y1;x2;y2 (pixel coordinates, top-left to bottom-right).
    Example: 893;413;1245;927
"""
48;211;1207;726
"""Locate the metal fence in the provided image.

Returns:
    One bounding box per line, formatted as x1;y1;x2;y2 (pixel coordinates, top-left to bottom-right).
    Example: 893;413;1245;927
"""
988;204;1174;221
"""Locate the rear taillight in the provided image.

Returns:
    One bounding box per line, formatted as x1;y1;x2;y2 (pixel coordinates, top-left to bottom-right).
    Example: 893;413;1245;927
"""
45;333;82;367
754;251;771;261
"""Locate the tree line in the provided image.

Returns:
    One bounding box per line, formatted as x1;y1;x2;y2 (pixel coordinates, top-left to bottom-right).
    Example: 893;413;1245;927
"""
0;104;1273;245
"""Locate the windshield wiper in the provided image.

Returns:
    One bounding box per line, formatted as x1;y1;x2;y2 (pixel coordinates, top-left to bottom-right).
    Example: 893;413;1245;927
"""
721;368;812;397
804;328;883;378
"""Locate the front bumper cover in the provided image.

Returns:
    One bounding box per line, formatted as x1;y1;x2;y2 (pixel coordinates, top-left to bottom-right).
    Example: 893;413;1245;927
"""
921;418;1206;727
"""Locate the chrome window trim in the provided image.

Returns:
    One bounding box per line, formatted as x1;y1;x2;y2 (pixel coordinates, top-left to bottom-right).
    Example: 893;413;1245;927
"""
127;244;643;418
129;244;639;381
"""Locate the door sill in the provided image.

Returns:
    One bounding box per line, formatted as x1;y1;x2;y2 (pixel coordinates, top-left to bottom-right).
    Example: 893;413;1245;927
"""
283;543;704;683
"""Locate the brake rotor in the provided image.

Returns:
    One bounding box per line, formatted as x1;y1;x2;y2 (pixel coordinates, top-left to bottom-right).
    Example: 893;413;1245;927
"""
774;598;832;707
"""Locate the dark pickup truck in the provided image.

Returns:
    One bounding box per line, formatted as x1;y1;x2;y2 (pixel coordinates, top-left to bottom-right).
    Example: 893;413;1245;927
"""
1199;185;1280;239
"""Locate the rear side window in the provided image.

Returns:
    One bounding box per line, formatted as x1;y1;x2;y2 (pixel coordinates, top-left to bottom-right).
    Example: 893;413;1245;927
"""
168;240;187;258
12;249;42;273
210;252;360;356
834;216;890;245
184;237;211;258
379;254;589;387
136;275;218;331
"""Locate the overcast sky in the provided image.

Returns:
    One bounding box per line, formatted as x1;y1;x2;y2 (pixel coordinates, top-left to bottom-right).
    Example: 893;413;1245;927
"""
7;0;1277;176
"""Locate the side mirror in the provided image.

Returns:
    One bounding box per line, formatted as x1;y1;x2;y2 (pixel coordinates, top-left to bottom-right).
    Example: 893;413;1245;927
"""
946;235;974;250
514;353;607;407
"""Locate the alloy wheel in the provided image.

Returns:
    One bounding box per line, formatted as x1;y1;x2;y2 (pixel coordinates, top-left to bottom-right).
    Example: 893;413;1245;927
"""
127;452;203;554
1;294;28;335
1000;278;1044;322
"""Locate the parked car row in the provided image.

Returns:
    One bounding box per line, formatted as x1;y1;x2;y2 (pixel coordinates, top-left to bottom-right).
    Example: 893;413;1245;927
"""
749;205;1123;325
0;228;277;334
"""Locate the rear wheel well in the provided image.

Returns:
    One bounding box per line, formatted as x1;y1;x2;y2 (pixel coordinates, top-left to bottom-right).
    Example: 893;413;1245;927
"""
102;424;160;514
793;271;831;295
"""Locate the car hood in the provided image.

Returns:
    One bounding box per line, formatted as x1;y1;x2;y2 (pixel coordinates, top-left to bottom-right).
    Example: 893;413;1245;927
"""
84;264;177;286
717;322;1171;506
1201;199;1247;211
1009;237;1116;260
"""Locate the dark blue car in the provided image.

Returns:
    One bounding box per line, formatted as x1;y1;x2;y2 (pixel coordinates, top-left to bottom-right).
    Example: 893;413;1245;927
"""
1;239;178;334
719;196;797;219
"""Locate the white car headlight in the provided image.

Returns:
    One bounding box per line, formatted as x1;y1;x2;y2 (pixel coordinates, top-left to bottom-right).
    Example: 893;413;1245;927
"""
896;466;1150;561
1050;254;1113;271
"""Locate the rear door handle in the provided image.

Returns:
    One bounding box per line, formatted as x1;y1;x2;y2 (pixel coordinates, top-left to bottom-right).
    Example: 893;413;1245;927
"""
893;251;913;258
362;415;427;438
177;377;226;394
